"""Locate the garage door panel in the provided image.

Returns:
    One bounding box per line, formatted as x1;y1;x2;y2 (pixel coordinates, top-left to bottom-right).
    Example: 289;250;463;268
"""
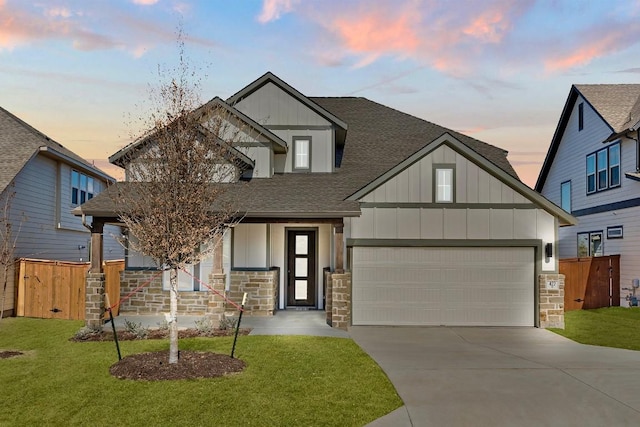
352;247;534;326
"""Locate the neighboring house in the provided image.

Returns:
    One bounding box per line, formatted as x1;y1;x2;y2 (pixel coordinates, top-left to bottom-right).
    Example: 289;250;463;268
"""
77;72;575;329
536;84;640;306
0;107;123;317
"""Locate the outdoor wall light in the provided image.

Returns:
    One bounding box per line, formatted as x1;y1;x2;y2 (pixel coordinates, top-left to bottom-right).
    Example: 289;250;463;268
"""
544;243;553;259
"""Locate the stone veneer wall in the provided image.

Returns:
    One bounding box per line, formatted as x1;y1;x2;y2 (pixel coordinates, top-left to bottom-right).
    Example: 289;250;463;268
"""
325;272;351;331
539;273;565;328
227;269;279;316
118;270;225;320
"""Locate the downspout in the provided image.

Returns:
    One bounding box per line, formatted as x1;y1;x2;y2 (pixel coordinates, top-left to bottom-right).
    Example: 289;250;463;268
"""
81;213;92;231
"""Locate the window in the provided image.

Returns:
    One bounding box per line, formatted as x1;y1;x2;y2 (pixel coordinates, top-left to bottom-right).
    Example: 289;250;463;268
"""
607;226;623;239
560;181;571;212
578;102;584;131
434;166;454;203
577;231;603;257
293;137;310;170
71;170;95;205
586;143;620;194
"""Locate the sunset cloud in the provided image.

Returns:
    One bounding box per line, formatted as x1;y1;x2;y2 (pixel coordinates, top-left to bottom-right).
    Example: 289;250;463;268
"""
132;0;159;5
258;0;299;23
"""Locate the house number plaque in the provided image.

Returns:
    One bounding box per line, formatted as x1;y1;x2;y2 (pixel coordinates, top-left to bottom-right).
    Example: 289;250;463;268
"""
547;280;559;290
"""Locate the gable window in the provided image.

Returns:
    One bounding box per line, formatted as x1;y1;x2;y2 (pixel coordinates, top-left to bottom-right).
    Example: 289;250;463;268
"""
71;170;94;205
560;180;571;212
586;142;620;194
578;102;584;131
577;231;603;257
293;137;311;171
434;165;455;203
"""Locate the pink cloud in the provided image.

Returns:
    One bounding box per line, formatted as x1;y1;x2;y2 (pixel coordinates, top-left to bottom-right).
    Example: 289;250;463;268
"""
462;8;512;43
545;26;640;72
258;0;299;23
132;0;159;5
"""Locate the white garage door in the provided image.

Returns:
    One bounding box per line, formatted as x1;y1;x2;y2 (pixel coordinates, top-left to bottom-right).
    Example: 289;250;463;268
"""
352;247;535;326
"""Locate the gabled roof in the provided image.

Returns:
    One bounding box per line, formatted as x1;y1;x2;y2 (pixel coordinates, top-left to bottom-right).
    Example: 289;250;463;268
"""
0;106;113;195
349;132;576;226
227;71;348;144
79;97;524;219
535;84;640;192
109;97;287;167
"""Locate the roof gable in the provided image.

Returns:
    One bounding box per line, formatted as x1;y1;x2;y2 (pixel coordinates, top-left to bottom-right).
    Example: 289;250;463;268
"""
0;106;113;194
351;133;576;225
227;71;348;133
536;84;640;191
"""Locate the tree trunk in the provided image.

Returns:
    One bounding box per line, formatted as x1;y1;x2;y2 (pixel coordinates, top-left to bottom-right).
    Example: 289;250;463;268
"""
169;267;179;364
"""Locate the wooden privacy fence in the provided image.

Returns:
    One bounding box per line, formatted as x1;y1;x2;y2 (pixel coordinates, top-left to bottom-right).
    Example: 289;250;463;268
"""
560;255;620;311
15;258;124;320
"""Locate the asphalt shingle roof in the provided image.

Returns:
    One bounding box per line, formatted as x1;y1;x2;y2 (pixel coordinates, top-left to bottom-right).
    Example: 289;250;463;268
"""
0;106;109;195
575;84;640;132
78;97;519;218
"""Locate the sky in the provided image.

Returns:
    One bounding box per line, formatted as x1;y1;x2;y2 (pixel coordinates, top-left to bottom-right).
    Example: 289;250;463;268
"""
2;0;640;187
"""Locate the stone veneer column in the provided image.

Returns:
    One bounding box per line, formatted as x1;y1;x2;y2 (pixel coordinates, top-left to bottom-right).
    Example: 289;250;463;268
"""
85;272;105;328
207;273;226;322
539;273;565;328
330;272;351;330
325;271;333;326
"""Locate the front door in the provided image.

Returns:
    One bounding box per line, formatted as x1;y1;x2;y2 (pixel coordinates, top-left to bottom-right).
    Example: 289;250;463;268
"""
287;229;317;307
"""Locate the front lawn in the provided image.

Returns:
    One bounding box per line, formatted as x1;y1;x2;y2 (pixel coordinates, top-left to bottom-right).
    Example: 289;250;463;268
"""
549;307;640;351
0;318;401;426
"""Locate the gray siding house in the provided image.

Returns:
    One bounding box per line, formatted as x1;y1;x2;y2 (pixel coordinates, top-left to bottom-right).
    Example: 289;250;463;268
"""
0;107;123;316
536;84;640;306
78;72;575;329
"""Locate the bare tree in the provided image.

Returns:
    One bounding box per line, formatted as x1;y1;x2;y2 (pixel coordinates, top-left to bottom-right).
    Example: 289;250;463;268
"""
112;33;248;363
0;184;23;321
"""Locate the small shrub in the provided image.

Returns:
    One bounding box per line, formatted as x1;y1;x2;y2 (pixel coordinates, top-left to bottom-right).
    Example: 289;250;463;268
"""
156;319;169;331
194;317;217;334
218;315;238;331
123;319;149;339
73;325;102;341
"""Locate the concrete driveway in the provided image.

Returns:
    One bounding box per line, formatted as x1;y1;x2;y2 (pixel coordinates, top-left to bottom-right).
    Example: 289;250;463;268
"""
351;327;640;427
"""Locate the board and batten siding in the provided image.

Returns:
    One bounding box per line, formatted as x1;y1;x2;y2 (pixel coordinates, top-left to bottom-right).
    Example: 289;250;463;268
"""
361;145;530;204
234;82;331;127
348;144;557;271
233;223;269;269
541;94;636;214
9;154;122;262
271;128;333;173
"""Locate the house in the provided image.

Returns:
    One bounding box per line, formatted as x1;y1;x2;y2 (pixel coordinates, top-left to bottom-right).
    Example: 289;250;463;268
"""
77;72;575;329
0;107;123;317
536;84;640;306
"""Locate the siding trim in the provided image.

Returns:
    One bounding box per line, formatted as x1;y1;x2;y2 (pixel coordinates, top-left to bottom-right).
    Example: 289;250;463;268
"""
347;238;542;248
359;202;536;209
571;196;640;217
266;125;333;131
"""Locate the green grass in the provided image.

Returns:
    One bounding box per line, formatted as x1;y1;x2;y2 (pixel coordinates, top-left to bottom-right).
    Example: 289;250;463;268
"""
549;307;640;351
0;318;401;427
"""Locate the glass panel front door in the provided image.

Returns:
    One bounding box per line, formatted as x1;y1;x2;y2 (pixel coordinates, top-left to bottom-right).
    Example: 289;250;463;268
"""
287;230;316;307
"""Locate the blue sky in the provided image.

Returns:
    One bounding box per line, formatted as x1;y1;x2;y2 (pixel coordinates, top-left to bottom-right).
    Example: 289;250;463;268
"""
2;0;640;186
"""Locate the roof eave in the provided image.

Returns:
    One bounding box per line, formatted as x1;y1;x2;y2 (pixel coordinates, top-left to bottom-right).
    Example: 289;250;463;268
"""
40;146;115;183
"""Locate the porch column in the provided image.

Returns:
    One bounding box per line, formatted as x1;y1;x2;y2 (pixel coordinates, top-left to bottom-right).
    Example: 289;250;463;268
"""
89;219;104;273
213;233;223;274
334;223;344;273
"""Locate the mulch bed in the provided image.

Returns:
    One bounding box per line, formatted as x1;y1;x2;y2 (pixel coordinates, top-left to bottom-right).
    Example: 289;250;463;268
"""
71;328;251;342
110;350;246;381
0;350;23;359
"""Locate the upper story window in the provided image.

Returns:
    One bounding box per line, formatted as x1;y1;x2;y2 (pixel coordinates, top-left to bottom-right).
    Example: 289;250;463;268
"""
71;170;94;205
578;102;584;131
293;136;311;171
560;180;571;212
586;142;620;194
434;165;455;203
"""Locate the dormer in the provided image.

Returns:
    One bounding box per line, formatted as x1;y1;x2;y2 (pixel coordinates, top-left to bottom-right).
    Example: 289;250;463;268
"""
227;72;348;173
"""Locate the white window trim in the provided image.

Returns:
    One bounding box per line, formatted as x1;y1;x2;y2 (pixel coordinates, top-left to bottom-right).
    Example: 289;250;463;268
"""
433;164;455;203
293;136;311;171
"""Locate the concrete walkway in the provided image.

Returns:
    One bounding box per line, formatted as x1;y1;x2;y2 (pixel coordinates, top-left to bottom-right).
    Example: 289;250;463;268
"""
105;310;349;338
351;326;640;427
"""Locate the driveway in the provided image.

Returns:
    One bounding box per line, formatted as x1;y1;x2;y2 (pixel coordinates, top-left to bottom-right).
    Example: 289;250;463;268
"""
351;327;640;427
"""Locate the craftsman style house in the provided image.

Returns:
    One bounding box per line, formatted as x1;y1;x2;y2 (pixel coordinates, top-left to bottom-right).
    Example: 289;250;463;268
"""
536;84;640;305
78;72;575;329
0;107;123;316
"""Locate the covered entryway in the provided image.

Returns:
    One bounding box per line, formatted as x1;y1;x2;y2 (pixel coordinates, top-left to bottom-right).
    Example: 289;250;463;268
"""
352;246;535;326
286;229;317;307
